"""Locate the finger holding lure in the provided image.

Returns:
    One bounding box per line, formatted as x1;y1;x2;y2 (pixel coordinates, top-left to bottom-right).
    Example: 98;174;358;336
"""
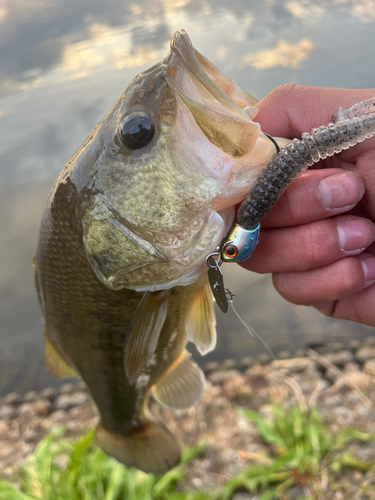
211;99;375;310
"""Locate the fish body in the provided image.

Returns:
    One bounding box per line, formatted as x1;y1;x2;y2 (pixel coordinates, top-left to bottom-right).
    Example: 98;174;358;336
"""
36;30;275;474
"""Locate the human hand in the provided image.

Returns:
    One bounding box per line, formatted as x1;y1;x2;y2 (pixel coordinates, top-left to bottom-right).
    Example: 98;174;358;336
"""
241;85;375;326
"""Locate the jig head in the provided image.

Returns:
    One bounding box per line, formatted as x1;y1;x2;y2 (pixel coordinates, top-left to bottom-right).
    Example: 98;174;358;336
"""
218;132;277;264
220;223;260;263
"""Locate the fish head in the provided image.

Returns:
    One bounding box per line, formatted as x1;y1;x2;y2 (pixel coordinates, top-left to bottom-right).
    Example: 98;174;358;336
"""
80;29;274;291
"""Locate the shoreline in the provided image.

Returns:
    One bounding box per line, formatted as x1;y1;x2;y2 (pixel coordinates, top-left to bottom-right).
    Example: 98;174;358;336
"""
1;339;375;497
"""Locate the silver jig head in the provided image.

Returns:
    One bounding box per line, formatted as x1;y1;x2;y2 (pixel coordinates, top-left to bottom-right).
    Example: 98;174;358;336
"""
220;223;260;263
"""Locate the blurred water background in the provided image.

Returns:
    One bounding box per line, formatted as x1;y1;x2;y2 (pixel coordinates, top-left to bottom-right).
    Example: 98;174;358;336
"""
1;0;375;395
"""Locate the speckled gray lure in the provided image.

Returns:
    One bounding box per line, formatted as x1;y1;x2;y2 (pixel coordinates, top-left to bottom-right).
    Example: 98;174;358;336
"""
238;101;375;231
220;98;375;265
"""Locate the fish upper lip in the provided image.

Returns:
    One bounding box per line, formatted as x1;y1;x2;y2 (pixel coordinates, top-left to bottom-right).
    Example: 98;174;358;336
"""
163;29;261;158
165;29;245;120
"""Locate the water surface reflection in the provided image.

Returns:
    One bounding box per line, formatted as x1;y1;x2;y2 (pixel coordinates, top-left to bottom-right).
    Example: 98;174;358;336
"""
1;0;375;394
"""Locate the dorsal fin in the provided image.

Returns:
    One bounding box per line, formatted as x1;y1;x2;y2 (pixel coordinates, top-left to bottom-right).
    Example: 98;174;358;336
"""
186;279;217;355
124;290;170;384
153;350;205;410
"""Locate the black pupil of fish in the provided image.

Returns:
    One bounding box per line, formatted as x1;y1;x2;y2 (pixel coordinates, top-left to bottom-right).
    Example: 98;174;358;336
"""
121;116;155;149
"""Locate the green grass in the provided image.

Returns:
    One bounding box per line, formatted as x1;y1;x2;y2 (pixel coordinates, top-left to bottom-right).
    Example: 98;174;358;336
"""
0;428;209;500
222;405;375;499
1;404;375;500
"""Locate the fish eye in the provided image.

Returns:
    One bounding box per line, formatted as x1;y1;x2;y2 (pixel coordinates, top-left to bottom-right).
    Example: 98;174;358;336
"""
120;114;155;150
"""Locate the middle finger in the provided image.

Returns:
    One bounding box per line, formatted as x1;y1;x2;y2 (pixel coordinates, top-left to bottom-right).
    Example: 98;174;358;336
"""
242;215;375;274
259;168;364;228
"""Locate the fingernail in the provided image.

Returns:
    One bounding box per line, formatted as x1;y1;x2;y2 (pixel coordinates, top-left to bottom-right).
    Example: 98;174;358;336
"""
319;173;364;210
337;218;375;254
359;253;375;283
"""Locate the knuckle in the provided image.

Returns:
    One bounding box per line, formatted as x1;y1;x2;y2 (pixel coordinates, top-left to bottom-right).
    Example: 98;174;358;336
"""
295;228;313;268
266;84;298;103
336;258;364;296
297;221;335;270
272;272;296;302
312;301;336;318
272;256;367;310
280;187;297;225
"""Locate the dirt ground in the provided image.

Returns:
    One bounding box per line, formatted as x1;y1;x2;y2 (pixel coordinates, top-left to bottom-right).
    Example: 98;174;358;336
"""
1;345;375;499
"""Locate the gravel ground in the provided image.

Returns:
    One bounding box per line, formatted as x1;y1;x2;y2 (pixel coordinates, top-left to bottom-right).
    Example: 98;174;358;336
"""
1;341;375;499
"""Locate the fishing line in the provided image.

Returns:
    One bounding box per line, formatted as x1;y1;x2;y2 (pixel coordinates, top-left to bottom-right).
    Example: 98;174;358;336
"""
226;290;277;363
226;290;308;410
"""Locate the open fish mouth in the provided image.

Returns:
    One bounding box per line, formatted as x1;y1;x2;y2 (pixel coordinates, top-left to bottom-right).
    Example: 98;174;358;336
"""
163;29;262;159
161;29;274;213
167;30;250;121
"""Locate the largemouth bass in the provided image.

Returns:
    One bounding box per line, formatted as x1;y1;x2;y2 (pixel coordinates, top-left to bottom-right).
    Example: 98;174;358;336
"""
35;29;278;474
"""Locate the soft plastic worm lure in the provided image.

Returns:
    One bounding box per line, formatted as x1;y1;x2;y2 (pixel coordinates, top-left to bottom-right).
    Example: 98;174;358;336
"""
207;98;375;312
221;98;375;263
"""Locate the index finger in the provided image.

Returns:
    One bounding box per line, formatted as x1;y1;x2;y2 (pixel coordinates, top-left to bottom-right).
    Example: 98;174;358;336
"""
255;85;375;139
260;168;365;228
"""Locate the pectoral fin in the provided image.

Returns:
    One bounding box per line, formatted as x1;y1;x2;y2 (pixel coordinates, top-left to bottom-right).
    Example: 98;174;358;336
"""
186;279;217;355
125;290;170;384
153;350;205;410
45;330;77;379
